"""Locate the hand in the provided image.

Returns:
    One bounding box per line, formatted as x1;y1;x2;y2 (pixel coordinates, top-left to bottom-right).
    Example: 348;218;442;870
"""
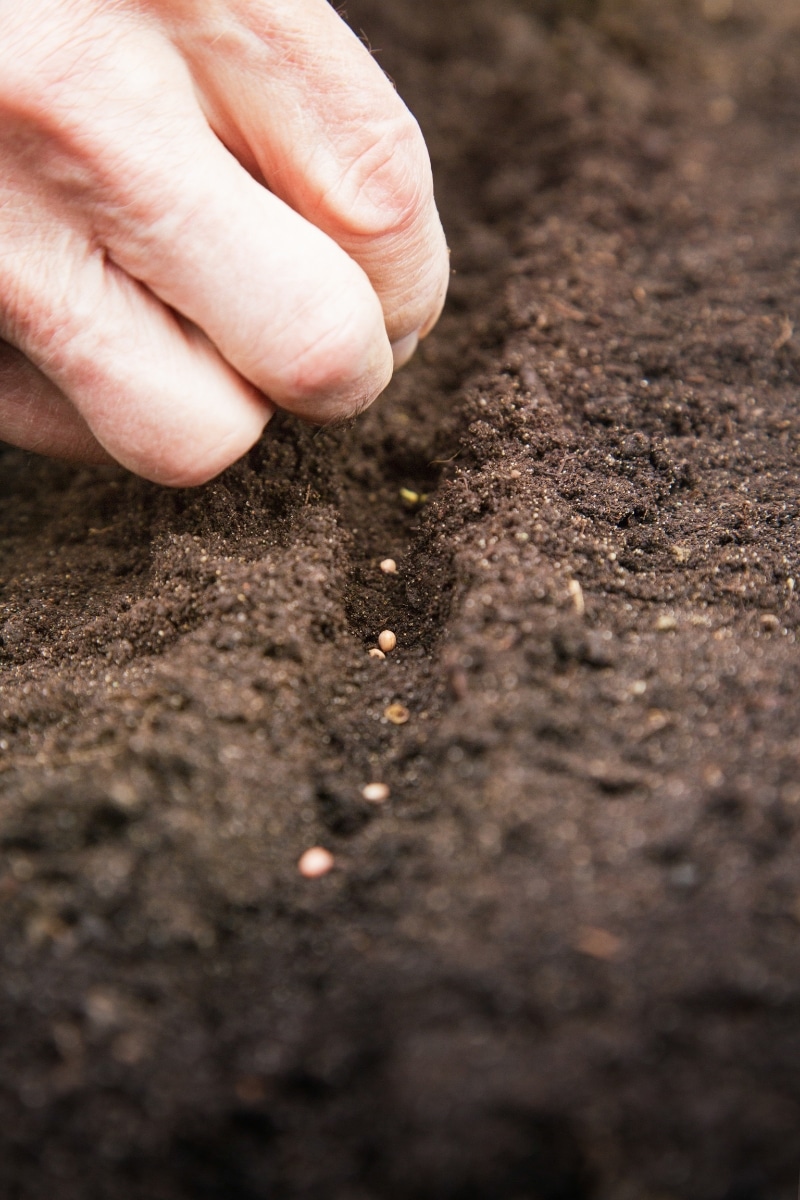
0;0;448;484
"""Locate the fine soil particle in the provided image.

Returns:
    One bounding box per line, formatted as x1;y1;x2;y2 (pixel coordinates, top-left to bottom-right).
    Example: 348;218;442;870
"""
1;1;800;1197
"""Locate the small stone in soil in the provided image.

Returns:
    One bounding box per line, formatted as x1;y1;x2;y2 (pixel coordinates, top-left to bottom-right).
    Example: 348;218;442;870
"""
380;559;397;574
575;926;623;961
362;782;390;803
378;630;397;653
568;579;585;617
298;847;335;878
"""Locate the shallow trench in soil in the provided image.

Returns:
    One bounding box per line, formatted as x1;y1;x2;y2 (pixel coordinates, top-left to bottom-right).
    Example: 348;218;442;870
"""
1;1;800;1197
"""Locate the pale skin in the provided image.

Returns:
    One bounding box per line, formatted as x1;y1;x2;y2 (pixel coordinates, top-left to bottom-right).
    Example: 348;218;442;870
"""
0;0;449;486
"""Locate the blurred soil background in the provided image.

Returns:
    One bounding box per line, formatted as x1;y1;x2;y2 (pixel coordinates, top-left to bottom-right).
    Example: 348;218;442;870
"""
1;0;800;1196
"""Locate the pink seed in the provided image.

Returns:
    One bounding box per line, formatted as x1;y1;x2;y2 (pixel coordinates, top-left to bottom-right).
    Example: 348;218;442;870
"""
362;782;390;804
298;847;334;879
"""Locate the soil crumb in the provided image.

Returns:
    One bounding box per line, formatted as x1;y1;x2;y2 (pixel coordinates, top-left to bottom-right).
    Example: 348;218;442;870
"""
1;1;800;1197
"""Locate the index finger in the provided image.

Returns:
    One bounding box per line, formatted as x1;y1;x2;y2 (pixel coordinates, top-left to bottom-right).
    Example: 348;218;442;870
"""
168;0;450;347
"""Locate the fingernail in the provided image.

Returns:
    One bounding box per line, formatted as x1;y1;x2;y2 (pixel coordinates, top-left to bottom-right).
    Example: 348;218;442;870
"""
391;331;420;370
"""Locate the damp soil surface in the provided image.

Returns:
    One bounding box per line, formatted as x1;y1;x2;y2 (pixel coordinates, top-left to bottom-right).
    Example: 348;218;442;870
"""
2;2;800;1197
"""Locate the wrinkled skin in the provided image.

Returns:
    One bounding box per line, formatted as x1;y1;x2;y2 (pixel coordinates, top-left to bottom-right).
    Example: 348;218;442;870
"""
0;0;449;484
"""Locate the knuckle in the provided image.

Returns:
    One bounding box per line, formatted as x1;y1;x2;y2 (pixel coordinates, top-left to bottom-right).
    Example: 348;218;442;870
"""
282;335;363;405
0;11;114;153
0;15;188;240
321;110;433;243
275;306;380;409
0;263;87;377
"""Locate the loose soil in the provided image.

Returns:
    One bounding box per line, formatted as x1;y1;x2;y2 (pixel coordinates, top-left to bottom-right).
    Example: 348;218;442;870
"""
1;1;799;1197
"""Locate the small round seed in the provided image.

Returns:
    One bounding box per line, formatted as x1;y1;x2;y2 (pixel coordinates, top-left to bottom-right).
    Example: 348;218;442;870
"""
298;847;334;879
384;703;410;725
378;630;397;653
362;782;390;804
380;559;397;575
369;647;386;660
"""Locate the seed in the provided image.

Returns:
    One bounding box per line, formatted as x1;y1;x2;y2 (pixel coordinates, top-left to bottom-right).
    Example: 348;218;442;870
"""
369;648;386;660
384;703;410;725
399;487;428;506
380;558;398;575
362;782;390;804
298;847;334;879
378;630;397;653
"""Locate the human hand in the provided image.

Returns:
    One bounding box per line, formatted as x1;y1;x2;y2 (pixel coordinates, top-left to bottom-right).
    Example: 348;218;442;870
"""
0;0;448;485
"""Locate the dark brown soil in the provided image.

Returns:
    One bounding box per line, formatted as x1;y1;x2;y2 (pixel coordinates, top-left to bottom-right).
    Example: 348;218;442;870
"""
2;1;800;1196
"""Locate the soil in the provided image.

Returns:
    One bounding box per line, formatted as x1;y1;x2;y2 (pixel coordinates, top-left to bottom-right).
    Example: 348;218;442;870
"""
1;1;800;1197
